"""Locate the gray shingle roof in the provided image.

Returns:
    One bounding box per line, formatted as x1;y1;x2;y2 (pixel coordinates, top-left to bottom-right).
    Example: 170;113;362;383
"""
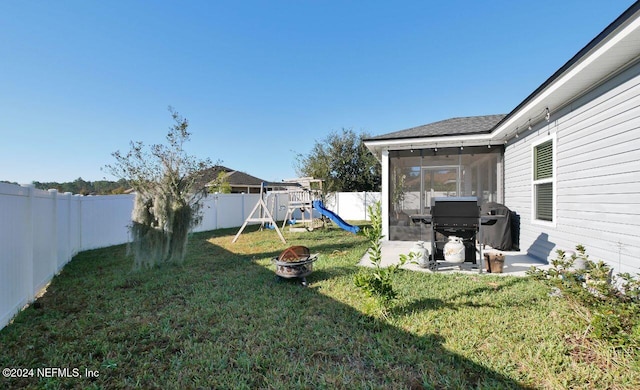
226;170;264;186
195;165;266;189
367;114;507;141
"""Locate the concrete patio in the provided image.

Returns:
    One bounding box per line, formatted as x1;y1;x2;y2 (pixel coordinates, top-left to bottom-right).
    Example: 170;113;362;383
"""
358;241;549;276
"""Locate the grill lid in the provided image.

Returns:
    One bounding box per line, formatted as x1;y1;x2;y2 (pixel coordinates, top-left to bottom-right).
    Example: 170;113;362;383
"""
431;197;480;228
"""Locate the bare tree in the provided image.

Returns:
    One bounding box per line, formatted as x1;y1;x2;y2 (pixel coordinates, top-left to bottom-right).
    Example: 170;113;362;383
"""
105;107;213;268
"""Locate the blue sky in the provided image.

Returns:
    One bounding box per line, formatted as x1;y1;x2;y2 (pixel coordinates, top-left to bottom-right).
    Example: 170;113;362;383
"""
0;0;635;184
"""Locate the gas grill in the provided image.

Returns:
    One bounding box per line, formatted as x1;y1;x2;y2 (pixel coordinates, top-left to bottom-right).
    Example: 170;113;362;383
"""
411;197;496;272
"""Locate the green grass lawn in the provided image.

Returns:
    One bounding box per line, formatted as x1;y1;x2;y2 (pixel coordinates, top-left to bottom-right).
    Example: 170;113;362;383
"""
1;224;638;389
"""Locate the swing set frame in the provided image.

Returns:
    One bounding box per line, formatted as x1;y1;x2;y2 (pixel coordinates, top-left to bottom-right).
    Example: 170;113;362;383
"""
232;181;301;243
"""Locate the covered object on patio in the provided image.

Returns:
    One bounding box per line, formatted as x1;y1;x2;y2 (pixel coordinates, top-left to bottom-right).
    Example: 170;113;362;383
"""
480;202;515;251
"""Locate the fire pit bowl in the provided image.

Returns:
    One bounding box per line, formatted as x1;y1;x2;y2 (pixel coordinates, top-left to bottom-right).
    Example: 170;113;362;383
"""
272;246;318;286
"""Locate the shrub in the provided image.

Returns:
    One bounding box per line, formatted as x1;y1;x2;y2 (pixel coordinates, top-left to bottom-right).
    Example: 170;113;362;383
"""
527;245;640;348
354;201;416;316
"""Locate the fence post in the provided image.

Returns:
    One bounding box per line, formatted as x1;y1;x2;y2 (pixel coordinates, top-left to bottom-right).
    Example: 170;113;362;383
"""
48;189;58;274
21;184;35;302
76;194;83;251
64;192;73;269
241;193;246;221
213;195;218;231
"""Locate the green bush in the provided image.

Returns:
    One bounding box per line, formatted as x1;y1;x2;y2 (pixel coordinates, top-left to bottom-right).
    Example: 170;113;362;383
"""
527;245;640;348
354;202;416;316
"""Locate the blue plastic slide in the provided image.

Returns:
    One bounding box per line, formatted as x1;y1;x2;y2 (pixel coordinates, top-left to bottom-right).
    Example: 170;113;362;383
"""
312;200;360;234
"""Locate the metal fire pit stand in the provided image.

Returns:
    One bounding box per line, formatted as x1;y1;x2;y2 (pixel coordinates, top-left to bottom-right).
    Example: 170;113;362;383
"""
272;254;318;286
411;197;496;273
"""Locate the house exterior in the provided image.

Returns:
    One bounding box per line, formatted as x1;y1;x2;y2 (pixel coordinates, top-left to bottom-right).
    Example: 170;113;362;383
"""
364;2;640;275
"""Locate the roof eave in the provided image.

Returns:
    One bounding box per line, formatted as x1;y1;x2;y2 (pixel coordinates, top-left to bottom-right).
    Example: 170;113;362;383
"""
364;132;502;161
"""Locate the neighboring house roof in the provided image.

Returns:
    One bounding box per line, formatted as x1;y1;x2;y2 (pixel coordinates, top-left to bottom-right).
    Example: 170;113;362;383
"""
367;114;506;141
365;1;640;158
225;170;264;187
196;165;266;190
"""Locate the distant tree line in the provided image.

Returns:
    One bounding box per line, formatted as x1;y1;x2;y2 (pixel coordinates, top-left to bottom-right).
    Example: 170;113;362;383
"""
32;177;130;195
4;128;381;196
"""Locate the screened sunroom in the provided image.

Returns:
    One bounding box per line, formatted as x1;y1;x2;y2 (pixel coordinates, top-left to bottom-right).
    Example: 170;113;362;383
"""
388;146;502;241
364;114;507;242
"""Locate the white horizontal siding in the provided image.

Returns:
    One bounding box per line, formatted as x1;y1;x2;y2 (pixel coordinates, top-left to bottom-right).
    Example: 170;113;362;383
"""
505;62;640;275
561;159;639;182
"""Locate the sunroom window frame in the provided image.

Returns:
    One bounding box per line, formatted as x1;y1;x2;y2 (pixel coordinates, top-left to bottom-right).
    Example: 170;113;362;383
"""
531;134;557;227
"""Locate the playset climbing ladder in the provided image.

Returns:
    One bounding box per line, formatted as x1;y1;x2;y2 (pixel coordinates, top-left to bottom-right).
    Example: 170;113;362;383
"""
280;177;324;231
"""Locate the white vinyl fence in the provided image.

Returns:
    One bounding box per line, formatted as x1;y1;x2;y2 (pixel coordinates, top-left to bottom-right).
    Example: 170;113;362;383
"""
324;191;381;221
0;182;379;331
0;184;134;332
